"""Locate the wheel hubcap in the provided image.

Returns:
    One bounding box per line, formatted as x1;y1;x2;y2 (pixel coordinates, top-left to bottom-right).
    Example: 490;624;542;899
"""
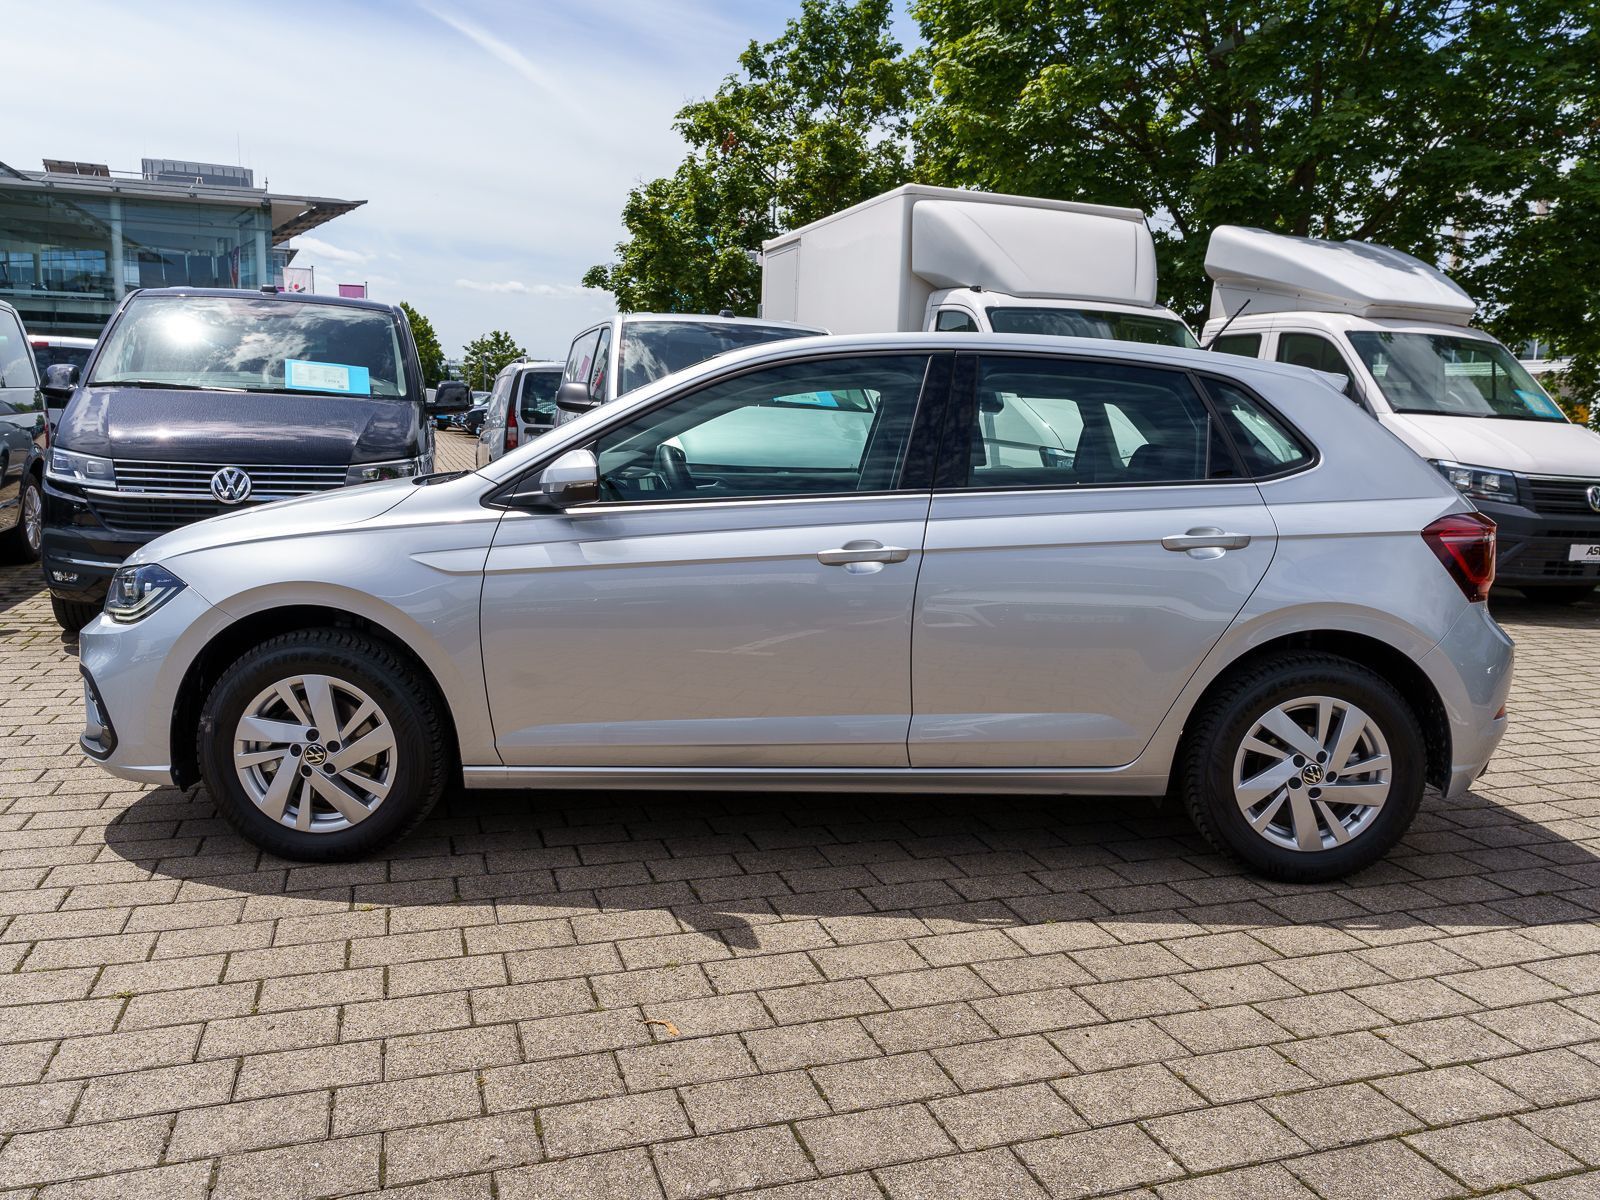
232;674;395;832
1231;695;1392;853
22;484;41;552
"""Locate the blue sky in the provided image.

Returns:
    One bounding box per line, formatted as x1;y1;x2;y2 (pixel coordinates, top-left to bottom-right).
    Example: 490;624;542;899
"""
7;0;919;358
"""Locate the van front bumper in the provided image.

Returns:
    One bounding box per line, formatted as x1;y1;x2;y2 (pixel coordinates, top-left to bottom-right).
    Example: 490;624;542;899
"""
40;478;147;604
1477;494;1600;588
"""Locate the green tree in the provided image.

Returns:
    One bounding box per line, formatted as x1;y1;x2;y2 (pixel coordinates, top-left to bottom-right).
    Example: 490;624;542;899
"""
399;302;446;387
584;0;925;313
460;330;526;394
912;0;1589;340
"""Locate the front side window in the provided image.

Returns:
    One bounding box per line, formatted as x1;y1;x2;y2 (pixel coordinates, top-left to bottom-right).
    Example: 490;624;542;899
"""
0;309;35;392
617;320;822;397
1346;331;1565;421
519;370;560;424
89;296;408;398
958;357;1236;489
595;354;930;502
1278;332;1349;375
589;326;612;401
563;328;602;387
1203;377;1315;475
986;307;1199;348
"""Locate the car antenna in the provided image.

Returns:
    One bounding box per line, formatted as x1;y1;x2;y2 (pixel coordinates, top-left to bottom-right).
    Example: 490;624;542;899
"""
1201;298;1251;350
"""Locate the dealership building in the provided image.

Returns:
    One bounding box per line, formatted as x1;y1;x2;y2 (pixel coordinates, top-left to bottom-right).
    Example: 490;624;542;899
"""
0;156;364;337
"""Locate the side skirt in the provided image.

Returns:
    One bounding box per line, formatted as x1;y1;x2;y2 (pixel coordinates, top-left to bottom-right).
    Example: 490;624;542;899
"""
461;765;1169;796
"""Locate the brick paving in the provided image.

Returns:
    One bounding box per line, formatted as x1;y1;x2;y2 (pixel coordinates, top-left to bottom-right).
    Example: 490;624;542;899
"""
2;441;1598;1197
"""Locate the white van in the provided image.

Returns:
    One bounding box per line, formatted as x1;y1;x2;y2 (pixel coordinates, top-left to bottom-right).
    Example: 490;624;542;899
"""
762;184;1197;347
1202;225;1600;603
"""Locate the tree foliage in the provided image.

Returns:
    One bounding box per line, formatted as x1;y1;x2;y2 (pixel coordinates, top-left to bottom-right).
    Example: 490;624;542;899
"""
399;301;446;387
583;0;924;314
460;330;526;393
912;0;1592;370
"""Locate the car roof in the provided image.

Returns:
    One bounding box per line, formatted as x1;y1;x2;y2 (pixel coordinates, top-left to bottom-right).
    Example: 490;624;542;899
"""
615;312;826;332
123;287;402;316
30;334;97;347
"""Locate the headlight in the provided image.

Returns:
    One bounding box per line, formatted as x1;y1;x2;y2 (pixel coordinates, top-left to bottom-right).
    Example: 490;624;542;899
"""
346;457;425;484
1432;460;1517;503
104;564;186;623
46;448;115;488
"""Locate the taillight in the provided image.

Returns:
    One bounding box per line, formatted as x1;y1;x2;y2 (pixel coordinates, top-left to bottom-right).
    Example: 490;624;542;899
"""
504;419;518;451
1423;512;1496;602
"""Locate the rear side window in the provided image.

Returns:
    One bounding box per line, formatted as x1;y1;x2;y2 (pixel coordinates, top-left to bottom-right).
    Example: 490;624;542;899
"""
1203;377;1315;476
1211;333;1262;358
955;357;1239;489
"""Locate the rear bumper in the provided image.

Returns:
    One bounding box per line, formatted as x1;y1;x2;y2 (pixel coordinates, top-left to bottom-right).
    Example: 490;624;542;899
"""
1418;601;1514;799
1478;498;1600;588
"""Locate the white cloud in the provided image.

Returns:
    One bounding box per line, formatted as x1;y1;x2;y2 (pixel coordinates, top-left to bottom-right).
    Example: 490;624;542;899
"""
456;279;529;294
292;236;373;265
416;2;558;96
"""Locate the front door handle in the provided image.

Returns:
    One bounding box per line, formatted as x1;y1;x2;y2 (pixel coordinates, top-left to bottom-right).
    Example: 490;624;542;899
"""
818;539;911;566
1162;527;1252;553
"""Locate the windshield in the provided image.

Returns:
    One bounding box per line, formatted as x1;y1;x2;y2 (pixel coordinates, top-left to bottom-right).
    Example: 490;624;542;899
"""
619;320;821;396
1346;332;1564;422
519;370;560;421
986;306;1199;348
90;295;409;398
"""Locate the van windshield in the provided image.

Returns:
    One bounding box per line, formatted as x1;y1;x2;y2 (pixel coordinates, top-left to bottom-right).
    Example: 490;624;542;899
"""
90;295;409;399
619;320;823;397
986;307;1199;348
1346;332;1564;422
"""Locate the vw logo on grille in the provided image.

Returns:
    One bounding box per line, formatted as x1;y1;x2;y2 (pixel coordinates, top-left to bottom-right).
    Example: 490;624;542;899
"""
1588;485;1600;513
210;467;253;505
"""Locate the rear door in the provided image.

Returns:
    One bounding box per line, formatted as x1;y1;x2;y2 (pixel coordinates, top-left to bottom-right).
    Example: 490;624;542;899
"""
910;353;1280;768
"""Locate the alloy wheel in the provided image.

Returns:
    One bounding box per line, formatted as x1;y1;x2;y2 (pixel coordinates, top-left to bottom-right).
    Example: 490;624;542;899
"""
232;674;396;832
1231;694;1392;853
22;482;42;553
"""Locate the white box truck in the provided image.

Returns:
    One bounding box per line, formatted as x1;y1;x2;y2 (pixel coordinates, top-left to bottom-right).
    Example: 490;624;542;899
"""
1202;225;1600;603
761;184;1197;347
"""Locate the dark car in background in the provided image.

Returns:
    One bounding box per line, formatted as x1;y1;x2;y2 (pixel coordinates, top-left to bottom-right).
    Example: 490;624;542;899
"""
39;288;434;630
0;300;46;562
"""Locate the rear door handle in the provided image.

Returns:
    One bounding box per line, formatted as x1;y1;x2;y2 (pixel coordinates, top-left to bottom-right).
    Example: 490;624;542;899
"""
818;539;911;566
1162;527;1252;552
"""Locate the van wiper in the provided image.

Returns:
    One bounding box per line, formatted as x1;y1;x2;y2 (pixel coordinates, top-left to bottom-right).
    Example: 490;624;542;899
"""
93;379;243;391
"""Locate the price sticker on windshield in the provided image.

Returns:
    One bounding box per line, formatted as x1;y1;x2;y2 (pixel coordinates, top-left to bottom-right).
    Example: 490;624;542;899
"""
286;359;372;395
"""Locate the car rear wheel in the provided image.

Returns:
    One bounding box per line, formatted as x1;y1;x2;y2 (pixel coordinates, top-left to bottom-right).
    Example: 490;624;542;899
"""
1180;653;1425;882
199;628;449;861
0;472;42;563
51;596;100;632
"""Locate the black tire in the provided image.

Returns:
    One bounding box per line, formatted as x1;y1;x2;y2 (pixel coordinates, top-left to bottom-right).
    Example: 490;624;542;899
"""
1517;584;1595;606
198;628;450;861
0;471;41;564
51;596;100;632
1179;652;1425;883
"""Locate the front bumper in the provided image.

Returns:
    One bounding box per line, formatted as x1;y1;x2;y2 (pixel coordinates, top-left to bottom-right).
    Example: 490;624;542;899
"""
40;477;148;603
1418;601;1515;799
76;585;228;787
1477;496;1600;588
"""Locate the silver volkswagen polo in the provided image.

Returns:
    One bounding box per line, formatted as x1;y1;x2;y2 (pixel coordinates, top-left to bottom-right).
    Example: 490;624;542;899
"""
77;334;1512;881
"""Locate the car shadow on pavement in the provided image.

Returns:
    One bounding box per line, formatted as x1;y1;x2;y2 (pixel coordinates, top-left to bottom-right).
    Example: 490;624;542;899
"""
101;777;1600;955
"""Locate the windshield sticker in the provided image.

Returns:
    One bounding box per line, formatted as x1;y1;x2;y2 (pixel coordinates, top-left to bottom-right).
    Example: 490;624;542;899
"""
285;359;372;395
1514;388;1563;418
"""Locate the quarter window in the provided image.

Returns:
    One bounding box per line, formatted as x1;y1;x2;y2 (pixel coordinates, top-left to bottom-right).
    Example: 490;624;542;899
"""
594;355;930;502
955;357;1237;489
1203;377;1315;475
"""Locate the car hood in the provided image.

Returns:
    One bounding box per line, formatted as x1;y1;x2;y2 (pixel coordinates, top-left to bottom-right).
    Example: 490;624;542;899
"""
125;477;420;568
58;386;421;464
1387;413;1600;476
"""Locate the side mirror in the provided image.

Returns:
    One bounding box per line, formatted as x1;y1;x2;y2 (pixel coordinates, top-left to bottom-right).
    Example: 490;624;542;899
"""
428;382;470;413
42;363;78;399
527;448;599;508
556;380;598;414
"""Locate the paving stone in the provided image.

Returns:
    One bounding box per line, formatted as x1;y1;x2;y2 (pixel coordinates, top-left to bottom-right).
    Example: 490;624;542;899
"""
34;1161;213;1200
796;1103;956;1173
930;1082;1085;1150
333;1070;482;1134
498;1148;664;1200
810;1051;955;1110
484;1052;626;1112
211;1134;381;1199
877;1147;1049;1199
1016;1124;1184;1197
1406;1116;1582;1190
73;1059;235;1122
168;1090;331;1159
384;1113;544;1184
1155;1163;1321;1200
1286;1139;1463;1200
680;1069;830;1134
1058;1062;1207;1124
0;1116;170;1188
1376;1064;1534;1123
1262;1083;1423;1150
652;1127;815;1199
1145;1101;1312;1173
541;1090;692;1158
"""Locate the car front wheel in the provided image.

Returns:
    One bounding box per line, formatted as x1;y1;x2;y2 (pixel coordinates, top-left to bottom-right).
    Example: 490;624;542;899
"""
199;628;449;860
1180;653;1425;882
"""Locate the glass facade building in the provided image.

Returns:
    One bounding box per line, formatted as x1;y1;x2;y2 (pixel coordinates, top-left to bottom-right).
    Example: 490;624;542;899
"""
0;158;363;338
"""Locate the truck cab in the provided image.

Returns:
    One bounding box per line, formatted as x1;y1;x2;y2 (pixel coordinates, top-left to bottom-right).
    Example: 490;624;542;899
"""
762;184;1197;347
1202;225;1600;603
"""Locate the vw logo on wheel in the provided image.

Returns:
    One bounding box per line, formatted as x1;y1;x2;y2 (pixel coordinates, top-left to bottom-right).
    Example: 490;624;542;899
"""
210;466;253;505
1588;484;1600;513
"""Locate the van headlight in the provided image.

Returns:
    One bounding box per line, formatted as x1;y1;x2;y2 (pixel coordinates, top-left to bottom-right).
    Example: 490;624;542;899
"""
1432;461;1517;503
347;457;424;484
47;448;115;487
104;564;186;623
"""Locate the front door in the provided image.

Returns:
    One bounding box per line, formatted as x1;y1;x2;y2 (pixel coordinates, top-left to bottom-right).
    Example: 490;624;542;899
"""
911;354;1287;768
481;352;944;767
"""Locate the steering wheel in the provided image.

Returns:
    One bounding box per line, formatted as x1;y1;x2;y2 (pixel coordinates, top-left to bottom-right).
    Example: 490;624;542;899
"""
653;443;694;494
